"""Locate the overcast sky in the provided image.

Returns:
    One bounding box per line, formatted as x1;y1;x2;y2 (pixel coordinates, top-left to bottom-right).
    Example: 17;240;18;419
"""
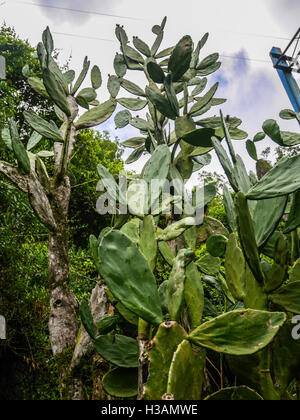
1;0;300;184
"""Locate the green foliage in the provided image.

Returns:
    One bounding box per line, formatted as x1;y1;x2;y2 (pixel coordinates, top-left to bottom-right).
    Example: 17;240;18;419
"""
86;17;299;401
3;17;300;402
69;129;123;246
0;23;56;131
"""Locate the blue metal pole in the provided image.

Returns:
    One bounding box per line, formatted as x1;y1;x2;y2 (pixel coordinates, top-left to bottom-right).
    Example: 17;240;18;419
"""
270;46;300;113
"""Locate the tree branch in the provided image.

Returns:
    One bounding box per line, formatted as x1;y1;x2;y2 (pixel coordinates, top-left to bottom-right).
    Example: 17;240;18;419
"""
69;282;108;371
55;96;79;182
0;161;29;193
28;174;57;231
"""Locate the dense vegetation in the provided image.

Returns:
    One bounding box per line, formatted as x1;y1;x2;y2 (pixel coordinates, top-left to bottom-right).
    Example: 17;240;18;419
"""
1;17;300;401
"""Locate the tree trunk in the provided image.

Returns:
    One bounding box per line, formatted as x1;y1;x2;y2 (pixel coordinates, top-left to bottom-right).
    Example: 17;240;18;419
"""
48;176;80;398
48;228;78;356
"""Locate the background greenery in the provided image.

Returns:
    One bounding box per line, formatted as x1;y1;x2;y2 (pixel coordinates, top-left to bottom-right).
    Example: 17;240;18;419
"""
0;24;123;399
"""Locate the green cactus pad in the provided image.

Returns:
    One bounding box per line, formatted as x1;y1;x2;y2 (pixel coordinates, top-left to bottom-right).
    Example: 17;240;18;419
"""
129;117;150;131
253;131;266;142
133;36;151;57
139;215;157;271
151;31;164;57
164;74;179;117
264;234;288;293
252;196;288;248
107;75;121;98
211;136;237;191
183;226;197;250
166;340;206;400
124;45;144;64
71;56;90;95
197;61;221;76
24;110;64;142
113;53;127;78
269;281;300;314
197;53;219;70
147;62;165;83
42;26;53;54
143;321;187;400
117;97;147;111
9;120;31;174
218;110;236;162
175;115;196;138
93;334;138;368
157;217;196;242
167;249;194;321
1;127;12;151
207;234;228;258
180;128;215;148
158;241;175;266
125;146;145;164
114;110;132;129
42;68;71;116
102;367;138;397
28;76;50;98
79;300;95;339
97;315;118;335
120;78;145;97
120;220;140;244
89;234;101;273
279;109;296;120
232;155;252;193
191;78;208;96
272;318;300;395
247;155;300;200
189;83;218;116
223;185;236;233
224;233;246;301
246;140;258;161
155;46;174;59
26;131;43;151
158;281;168;314
99;230;163;325
283;191;300;234
168;35;193;82
235;192;265;284
142;144;171;184
263;119;300;146
75;99;117;129
96;164;120;204
91;65;102;89
184;262;204;329
76;87;97;104
196;254;221;276
116;302;139;326
145;86;177;120
243;264;267;310
121;137;145;148
189;309;286;355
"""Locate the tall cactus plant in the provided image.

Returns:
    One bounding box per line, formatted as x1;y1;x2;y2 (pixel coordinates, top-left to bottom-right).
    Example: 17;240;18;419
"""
78;17;295;400
208;109;300;399
0;27;117;398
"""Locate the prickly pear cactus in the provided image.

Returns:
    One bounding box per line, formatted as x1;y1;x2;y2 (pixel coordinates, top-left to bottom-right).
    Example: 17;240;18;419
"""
81;17;299;401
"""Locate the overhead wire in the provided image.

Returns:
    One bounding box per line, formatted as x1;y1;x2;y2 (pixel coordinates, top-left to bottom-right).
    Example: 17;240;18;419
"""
12;0;142;21
52;31;271;65
4;0;294;66
10;0;292;42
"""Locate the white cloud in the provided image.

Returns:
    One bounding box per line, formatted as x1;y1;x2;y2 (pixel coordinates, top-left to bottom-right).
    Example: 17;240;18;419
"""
36;0;123;24
1;0;299;183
